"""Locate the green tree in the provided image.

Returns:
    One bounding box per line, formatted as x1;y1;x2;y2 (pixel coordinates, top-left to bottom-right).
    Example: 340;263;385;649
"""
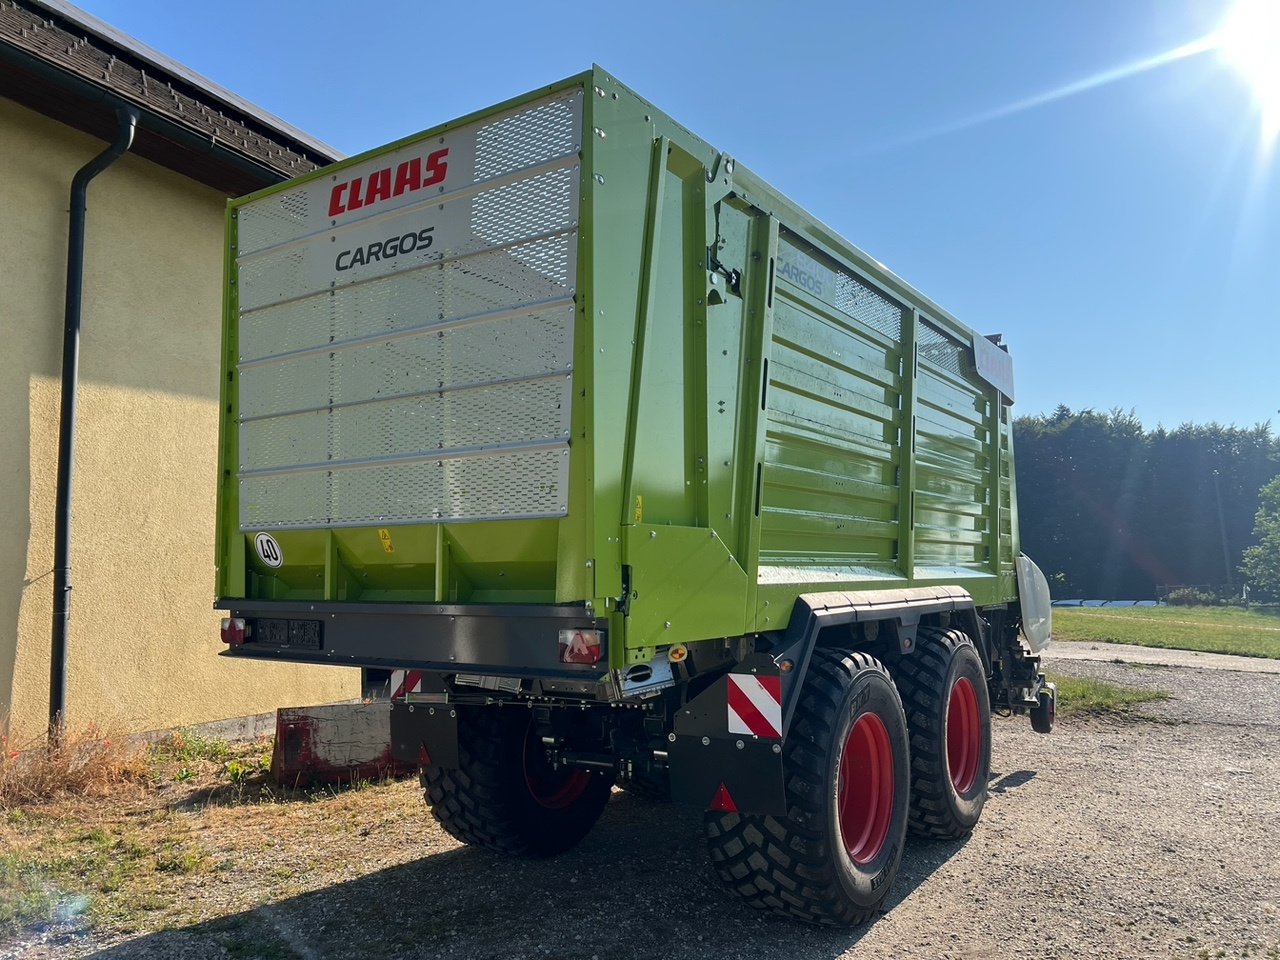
1242;477;1280;601
1015;409;1279;599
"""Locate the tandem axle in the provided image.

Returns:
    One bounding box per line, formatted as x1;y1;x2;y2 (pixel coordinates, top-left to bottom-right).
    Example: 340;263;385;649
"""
220;586;1055;818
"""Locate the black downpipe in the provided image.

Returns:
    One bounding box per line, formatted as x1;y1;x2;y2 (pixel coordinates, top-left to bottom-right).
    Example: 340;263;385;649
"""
49;106;139;740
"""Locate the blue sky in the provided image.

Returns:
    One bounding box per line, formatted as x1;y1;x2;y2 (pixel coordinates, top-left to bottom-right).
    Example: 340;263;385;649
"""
80;0;1279;429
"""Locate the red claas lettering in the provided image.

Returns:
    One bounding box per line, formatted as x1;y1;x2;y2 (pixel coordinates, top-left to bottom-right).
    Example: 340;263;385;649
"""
328;148;449;217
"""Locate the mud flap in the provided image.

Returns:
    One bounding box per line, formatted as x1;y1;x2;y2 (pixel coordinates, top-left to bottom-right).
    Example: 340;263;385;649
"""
668;659;788;815
389;700;460;769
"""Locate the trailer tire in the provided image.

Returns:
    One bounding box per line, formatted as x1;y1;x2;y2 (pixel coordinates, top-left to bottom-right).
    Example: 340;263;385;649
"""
422;707;613;858
891;626;992;840
704;650;910;926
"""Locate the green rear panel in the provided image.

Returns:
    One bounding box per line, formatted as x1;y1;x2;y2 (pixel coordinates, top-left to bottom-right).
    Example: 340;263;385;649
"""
216;67;1020;671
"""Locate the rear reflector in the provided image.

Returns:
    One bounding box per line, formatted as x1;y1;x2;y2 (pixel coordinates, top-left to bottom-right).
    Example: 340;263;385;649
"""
708;782;738;813
220;617;247;646
559;629;603;664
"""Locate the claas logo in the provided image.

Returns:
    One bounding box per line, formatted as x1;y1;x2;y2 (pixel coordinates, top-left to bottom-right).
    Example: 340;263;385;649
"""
328;148;449;217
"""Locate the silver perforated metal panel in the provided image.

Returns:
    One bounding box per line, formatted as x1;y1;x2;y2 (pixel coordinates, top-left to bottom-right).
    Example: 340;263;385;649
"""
919;321;969;378
474;97;579;181
240;375;571;472
238;250;571;364
775;232;903;341
240;447;569;529
236;185;311;254
471;168;577;247
233;90;583;530
238;305;574;421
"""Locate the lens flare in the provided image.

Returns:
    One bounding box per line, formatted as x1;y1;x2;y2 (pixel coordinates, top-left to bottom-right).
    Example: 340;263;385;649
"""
1215;0;1280;142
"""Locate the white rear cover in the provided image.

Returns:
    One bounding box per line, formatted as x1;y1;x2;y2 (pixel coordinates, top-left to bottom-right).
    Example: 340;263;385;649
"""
1016;554;1053;652
233;90;583;530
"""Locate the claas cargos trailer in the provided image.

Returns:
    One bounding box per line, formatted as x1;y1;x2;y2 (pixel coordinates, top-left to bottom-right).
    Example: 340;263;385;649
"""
216;66;1055;925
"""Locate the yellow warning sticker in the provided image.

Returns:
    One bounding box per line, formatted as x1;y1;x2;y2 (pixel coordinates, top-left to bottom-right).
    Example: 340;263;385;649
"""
633;495;644;524
378;528;395;554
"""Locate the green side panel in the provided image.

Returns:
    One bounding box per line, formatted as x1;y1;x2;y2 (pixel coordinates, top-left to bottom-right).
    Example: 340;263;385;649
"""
759;231;905;584
619;143;707;528
1001;405;1020;564
231;519;561;603
215;202;244;599
588;73;755;654
622;524;748;659
913;320;996;574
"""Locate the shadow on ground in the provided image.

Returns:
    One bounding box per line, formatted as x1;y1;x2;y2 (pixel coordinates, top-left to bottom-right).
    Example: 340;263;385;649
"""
79;774;1034;960
170;771;374;811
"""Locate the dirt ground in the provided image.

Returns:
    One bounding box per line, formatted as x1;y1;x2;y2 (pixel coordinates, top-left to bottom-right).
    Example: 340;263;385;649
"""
5;649;1280;960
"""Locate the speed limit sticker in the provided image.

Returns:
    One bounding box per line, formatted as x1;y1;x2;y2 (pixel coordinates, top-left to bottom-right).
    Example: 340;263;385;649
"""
254;533;284;568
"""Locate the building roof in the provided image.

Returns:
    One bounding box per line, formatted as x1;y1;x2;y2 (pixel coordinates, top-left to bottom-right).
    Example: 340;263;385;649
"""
0;0;342;195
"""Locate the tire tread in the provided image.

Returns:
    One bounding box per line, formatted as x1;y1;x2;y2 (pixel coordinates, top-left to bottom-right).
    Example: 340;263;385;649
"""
422;707;611;858
704;650;902;926
891;626;990;840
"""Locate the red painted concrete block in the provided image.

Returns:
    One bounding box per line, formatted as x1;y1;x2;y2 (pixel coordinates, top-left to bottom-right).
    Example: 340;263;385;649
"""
270;702;412;786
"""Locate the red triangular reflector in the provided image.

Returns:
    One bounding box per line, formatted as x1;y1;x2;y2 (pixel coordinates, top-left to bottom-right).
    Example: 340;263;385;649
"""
417;743;433;767
708;782;738;813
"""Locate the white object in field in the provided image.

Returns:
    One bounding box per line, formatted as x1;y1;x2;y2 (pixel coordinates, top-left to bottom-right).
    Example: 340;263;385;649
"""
1016;554;1053;652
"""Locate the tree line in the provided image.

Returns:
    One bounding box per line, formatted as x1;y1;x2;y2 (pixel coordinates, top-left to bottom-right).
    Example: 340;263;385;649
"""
1013;406;1280;600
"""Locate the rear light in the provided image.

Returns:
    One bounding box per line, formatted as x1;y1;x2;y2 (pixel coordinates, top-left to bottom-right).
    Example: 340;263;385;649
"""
559;629;603;665
220;617;248;646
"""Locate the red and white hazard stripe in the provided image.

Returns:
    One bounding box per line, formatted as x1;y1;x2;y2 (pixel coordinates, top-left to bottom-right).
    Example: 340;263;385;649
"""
727;674;782;739
390;670;423;700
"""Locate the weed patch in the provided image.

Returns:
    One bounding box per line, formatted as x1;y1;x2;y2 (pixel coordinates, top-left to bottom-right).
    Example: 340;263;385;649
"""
1049;673;1170;718
0;726;149;808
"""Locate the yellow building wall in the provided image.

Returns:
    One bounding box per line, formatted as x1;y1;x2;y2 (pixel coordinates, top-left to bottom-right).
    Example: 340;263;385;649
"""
0;96;359;739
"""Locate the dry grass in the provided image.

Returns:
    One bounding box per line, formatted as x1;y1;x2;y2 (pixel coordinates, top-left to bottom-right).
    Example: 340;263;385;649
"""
0;730;425;948
1047;672;1171;717
0;724;150;808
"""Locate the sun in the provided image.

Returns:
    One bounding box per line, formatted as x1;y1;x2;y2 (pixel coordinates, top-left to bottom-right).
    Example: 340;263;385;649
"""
1215;0;1280;140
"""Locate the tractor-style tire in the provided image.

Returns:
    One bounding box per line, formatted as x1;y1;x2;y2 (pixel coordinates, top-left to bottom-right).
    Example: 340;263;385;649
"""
704;650;910;926
422;706;613;858
891;626;992;840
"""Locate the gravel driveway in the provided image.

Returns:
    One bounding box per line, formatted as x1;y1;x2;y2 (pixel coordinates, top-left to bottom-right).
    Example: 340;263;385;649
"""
19;645;1280;960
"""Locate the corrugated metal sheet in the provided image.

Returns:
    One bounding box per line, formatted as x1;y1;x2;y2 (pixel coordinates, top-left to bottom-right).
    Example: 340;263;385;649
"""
914;322;993;572
759;232;904;580
763;232;1002;584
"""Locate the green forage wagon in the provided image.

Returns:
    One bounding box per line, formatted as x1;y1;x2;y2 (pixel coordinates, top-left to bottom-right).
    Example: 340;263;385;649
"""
216;67;1055;925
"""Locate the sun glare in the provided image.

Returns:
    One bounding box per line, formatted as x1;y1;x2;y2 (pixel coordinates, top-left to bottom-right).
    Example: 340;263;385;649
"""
1215;0;1280;141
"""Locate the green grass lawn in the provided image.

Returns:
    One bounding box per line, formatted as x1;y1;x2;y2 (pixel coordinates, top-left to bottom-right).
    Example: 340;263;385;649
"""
1053;605;1280;659
1046;674;1170;718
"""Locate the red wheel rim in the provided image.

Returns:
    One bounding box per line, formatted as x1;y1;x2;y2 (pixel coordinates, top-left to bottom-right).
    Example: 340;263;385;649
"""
838;712;894;865
947;676;981;794
522;723;591;810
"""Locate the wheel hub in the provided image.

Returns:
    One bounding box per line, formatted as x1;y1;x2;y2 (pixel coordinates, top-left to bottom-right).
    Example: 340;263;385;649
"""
946;676;981;794
522;724;591;810
837;712;894;864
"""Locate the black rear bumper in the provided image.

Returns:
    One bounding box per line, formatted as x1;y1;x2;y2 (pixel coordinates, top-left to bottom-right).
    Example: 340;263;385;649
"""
214;599;610;681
